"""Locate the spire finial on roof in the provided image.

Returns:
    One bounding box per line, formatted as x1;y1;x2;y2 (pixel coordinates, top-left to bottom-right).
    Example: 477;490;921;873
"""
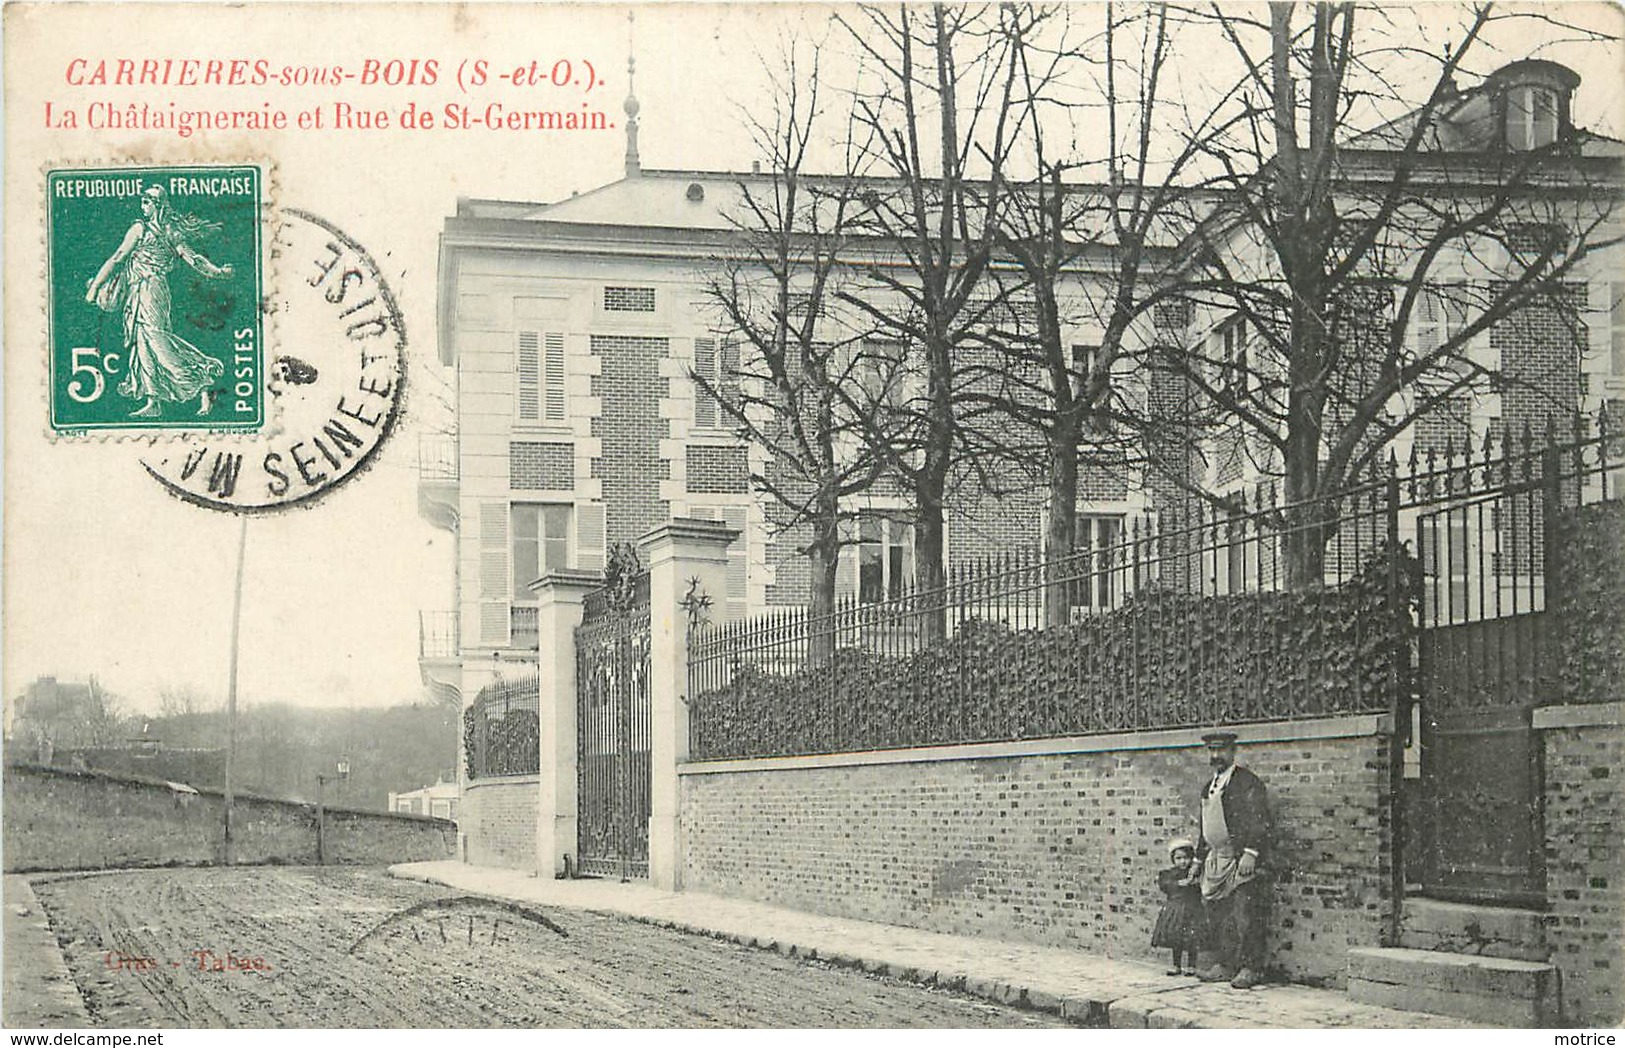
624;10;641;179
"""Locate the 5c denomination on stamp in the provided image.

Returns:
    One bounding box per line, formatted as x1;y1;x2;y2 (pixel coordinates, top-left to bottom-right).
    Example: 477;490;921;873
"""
47;164;265;435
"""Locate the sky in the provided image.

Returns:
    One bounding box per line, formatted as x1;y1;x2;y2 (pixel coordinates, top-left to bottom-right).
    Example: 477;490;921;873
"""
4;2;1622;718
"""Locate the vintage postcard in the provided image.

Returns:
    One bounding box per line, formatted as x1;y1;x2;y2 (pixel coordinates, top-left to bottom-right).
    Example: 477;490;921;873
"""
5;1;1624;1038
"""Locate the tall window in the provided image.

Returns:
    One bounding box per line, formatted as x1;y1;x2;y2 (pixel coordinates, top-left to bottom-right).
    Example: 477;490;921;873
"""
856;339;908;409
858;513;913;604
511;503;572;597
1506;84;1558;151
1411;286;1477;369
1419;511;1471;625
1213;317;1248;398
516;331;565;423
1070;514;1124;611
692;337;739;430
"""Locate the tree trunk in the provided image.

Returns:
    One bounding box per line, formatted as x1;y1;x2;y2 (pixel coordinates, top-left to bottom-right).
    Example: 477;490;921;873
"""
806;485;841;666
1044;419;1080;627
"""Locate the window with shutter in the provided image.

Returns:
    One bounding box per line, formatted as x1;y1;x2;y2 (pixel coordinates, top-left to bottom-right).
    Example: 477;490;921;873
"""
517;330;566;424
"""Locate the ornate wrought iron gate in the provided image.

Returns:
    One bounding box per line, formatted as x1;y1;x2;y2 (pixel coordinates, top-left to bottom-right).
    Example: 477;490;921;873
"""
574;575;652;880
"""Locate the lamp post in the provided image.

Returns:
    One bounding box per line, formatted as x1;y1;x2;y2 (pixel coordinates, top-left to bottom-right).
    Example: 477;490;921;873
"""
315;758;350;864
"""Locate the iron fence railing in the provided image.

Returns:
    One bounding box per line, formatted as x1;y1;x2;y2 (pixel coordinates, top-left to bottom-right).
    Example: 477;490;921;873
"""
419;432;458;481
419;610;459;660
687;411;1619;761
1399;415;1620;627
463;673;540;780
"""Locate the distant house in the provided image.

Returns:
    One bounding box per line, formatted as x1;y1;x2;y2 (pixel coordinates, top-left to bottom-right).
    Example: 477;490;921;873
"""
8;676;112;757
389;779;459;822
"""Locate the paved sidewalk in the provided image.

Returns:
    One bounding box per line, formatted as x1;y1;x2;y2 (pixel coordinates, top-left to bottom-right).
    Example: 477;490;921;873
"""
391;861;1481;1029
4;875;92;1028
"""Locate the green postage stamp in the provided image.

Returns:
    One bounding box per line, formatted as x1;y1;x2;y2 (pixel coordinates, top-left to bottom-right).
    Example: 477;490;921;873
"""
46;164;264;434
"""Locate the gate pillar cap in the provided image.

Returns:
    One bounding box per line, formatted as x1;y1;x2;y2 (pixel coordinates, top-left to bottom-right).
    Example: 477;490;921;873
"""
530;567;606;599
638;518;738;559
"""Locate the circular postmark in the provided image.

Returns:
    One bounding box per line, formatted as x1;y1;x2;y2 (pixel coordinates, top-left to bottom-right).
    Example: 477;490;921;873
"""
140;208;404;512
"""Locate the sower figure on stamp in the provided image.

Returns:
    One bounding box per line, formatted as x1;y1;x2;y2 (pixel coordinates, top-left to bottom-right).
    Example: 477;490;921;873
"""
85;185;232;418
1195;729;1272;990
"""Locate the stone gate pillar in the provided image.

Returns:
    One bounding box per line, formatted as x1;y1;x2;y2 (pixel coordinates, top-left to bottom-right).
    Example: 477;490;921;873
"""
531;568;603;878
640;519;737;891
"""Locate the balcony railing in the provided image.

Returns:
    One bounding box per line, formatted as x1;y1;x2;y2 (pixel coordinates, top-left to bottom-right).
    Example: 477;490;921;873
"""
419;432;458;482
419;610;459;660
510;605;539;650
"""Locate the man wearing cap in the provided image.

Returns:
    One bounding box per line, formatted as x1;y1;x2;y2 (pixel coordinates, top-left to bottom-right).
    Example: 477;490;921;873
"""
1195;729;1272;989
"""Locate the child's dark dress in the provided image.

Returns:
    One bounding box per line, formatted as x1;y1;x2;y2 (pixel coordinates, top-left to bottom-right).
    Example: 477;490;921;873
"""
1151;867;1206;950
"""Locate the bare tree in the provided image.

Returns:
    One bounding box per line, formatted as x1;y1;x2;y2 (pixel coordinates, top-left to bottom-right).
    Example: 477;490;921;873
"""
695;34;883;644
831;2;1033;634
1144;2;1622;586
960;3;1238;623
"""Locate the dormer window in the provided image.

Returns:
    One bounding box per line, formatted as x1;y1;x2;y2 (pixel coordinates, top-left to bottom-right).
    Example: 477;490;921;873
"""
1485;59;1579;153
1506;83;1558;151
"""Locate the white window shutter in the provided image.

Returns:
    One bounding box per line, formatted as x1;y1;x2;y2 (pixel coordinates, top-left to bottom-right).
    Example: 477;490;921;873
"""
575;502;606;571
478;501;511;645
835;517;858;599
722;507;749;616
479;604;509;647
544;332;566;421
516;331;541;421
694;337;717;429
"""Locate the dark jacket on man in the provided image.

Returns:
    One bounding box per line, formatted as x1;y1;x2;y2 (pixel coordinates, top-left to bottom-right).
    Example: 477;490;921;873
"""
1196;765;1271;863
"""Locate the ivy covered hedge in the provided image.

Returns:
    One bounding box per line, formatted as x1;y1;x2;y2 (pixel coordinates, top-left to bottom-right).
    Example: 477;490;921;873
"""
691;546;1417;760
1551;500;1625;706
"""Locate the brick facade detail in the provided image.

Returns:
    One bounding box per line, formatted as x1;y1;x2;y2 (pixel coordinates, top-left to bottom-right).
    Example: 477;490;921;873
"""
1542;719;1624;1026
686;445;750;495
680;723;1392;986
590;335;671;547
510;441;575;490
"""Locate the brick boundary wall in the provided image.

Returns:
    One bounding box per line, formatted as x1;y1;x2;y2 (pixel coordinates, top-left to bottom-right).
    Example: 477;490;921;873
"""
2;763;454;872
1536;703;1624;1027
678;714;1393;987
460;775;539;871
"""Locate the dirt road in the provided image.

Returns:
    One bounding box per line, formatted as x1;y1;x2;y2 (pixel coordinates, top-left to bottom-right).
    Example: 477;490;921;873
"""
25;866;1067;1028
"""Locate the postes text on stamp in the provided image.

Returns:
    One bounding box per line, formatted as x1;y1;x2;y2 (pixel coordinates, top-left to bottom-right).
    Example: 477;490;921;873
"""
47;164;265;434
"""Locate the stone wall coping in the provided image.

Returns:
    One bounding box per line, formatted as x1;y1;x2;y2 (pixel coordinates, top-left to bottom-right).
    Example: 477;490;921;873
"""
677;712;1392;776
1532;702;1623;731
463;774;542;791
2;761;450;823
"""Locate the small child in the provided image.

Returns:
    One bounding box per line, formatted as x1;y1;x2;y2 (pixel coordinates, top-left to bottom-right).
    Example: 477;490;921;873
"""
1151;837;1205;975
